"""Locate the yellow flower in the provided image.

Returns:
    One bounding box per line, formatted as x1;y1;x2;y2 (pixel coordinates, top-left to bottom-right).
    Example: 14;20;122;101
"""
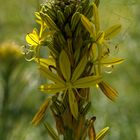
0;41;22;60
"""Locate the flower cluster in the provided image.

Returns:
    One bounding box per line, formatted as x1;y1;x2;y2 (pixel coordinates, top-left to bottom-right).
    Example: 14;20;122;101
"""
25;0;124;140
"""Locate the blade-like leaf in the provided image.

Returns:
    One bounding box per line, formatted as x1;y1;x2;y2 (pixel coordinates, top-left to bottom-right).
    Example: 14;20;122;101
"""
73;76;102;88
44;122;60;140
104;24;121;39
40;66;65;86
71;54;87;82
32;97;51;125
68;89;78;119
81;14;95;38
59;50;71;81
100;58;124;66
40;83;66;94
98;81;118;101
93;2;100;32
96;127;109;140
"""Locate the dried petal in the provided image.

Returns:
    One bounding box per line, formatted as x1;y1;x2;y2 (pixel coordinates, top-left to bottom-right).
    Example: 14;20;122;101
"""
98;81;118;101
32;97;51;125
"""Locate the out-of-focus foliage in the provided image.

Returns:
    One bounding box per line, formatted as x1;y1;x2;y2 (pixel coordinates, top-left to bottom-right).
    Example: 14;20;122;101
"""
0;41;47;140
90;0;140;140
0;0;139;140
0;0;40;42
0;1;50;140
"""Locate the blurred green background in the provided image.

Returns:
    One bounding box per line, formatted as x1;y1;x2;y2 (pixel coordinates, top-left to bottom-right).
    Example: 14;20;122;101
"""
0;0;139;140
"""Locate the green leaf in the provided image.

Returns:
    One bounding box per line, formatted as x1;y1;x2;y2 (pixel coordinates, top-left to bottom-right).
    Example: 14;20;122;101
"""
68;89;78;119
104;24;121;39
44;122;60;140
93;2;100;32
73;76;102;88
100;58;124;66
71;54;87;82
81;14;95;38
59;50;71;81
96;127;109;140
40;66;65;86
40;83;66;94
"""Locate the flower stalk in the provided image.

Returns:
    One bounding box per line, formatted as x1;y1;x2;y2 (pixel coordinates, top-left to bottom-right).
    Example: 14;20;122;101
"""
25;0;124;140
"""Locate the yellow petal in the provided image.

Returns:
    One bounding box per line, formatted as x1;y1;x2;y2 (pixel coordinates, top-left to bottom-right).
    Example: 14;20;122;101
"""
40;83;66;94
96;32;105;45
104;24;121;39
71;54;87;82
68;89;78;119
93;2;100;32
96;127;109;140
59;50;71;81
101;58;124;66
35;57;55;68
98;81;118;101
40;66;65;86
26;29;39;46
81;14;96;38
73;76;102;88
91;43;98;61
